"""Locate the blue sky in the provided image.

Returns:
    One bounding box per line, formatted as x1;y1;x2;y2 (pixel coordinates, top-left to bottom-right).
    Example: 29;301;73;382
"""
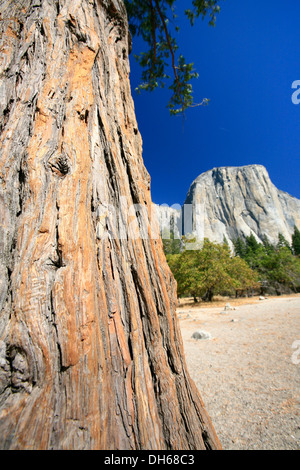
128;0;300;206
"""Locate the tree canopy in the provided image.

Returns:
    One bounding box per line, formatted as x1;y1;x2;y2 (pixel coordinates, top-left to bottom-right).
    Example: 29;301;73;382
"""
167;238;259;302
292;225;300;256
164;232;300;302
233;234;300;295
124;0;224;115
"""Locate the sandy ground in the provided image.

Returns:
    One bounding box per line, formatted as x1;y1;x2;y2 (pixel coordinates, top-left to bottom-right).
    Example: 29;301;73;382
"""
178;294;300;450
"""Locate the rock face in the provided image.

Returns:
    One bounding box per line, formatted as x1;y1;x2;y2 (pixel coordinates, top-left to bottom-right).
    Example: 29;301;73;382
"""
0;0;221;450
154;203;182;239
156;165;300;248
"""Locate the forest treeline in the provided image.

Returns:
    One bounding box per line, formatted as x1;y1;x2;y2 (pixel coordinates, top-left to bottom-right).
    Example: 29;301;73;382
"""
163;226;300;302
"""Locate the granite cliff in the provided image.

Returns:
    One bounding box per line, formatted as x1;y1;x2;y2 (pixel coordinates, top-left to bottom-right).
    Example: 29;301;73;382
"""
156;165;300;249
0;0;220;450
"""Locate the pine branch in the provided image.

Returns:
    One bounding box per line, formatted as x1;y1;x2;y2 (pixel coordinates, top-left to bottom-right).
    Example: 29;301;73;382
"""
153;0;185;109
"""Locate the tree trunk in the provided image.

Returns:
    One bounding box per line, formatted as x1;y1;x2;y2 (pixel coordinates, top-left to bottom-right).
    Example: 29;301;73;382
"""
0;0;221;450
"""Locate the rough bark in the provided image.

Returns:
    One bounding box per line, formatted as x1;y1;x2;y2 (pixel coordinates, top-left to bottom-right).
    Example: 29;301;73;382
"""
0;0;221;450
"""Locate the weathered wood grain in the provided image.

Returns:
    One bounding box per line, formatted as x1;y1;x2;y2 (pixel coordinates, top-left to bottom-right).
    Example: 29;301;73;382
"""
0;0;221;450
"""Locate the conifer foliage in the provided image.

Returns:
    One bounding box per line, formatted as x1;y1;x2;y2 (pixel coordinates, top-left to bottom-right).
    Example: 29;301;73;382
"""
164;231;300;301
292;225;300;256
124;0;223;115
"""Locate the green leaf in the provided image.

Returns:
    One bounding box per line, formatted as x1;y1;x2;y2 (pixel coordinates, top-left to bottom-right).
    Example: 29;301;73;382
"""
125;0;224;116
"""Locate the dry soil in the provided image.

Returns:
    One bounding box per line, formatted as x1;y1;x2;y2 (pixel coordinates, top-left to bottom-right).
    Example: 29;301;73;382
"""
178;294;300;450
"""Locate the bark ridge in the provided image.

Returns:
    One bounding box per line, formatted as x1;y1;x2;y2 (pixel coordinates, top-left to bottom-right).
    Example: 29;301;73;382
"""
0;0;221;450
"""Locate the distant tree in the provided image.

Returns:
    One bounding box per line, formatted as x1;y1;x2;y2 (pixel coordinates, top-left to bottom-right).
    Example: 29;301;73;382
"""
244;244;266;271
181;233;203;251
277;233;292;252
166;252;196;299
259;247;300;294
124;0;224;115
233;236;247;258
167;238;258;302
262;235;276;255
292;225;300;256
222;235;230;246
227;255;260;297
233;233;300;294
171;231;300;300
245;233;260;254
162;228;181;254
